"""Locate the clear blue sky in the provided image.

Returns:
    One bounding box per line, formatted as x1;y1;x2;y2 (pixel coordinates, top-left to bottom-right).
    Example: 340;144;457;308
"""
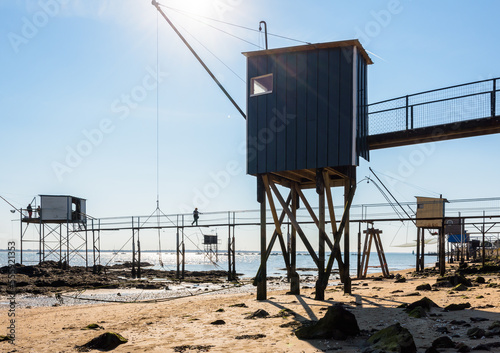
1;0;499;252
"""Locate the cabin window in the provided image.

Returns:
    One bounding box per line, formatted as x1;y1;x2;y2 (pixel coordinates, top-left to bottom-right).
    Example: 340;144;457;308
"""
250;73;273;96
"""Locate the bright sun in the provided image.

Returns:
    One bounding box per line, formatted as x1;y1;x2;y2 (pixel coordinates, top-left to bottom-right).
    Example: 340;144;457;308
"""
167;0;213;17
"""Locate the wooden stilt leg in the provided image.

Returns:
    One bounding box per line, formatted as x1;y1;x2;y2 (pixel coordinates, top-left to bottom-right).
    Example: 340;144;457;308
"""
421;229;425;272
416;228;421;272
343;180;352;294
376;232;390;277
363;233;373;278
290;185;299;294
316;170;325;300
257;175;267;301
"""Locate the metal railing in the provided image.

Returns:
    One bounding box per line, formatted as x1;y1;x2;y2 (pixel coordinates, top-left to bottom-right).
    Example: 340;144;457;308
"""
368;77;499;135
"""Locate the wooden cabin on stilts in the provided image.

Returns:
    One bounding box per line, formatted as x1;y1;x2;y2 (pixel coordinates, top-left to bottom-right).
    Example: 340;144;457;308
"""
243;40;372;300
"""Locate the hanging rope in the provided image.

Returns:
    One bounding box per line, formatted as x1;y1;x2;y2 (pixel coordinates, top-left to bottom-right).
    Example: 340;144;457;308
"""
155;10;165;269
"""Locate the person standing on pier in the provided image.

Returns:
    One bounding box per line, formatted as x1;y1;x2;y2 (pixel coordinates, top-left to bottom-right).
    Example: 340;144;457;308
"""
192;208;200;226
27;204;32;218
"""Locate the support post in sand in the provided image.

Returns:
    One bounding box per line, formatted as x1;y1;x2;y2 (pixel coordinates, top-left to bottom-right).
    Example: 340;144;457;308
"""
257;175;267;300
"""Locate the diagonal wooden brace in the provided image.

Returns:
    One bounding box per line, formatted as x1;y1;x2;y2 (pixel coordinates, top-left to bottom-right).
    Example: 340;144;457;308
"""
265;176;320;267
321;181;356;287
293;185;335;252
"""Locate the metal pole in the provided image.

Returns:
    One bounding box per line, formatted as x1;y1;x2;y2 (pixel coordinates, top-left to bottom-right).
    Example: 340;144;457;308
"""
92;219;96;273
491;79;496;117
405;95;409;130
39;221;42;263
20;210;23;264
98;219;101;266
482;211;486;267
85;222;88;269
132;217;136;278
228;211;232;281
59;224;62;266
39;220;42;263
137;217;141;278
182;231;185;279
232;212;236;277
66;220;69;268
259;21;268;50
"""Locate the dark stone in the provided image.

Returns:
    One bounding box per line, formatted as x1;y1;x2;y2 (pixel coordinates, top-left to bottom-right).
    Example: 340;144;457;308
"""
453;283;469;291
135;283;162;289
433;281;454;288
81;323;103;330
471;341;500;350
435;326;449;333
404;297;440;313
467;327;486;339
76;332;127;351
470;317;489;323
404;292;421;297
451;320;467;325
173;345;215;352
366;323;417;353
443;303;471;311
487;327;500;336
471;343;491;350
456;342;471;352
407;306;427;318
436;274;472;287
416;283;432;291
210;320;226;325
245;309;269;319
432;335;455;348
488;321;500;330
235;334;266;340
295;304;360;340
424;347;440;353
476;276;486;284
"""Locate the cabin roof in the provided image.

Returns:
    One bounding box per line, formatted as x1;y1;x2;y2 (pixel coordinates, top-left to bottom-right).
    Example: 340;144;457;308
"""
39;195;86;200
242;39;373;65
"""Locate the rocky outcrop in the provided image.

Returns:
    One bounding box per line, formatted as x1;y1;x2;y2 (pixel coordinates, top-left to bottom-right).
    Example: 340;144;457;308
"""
365;323;417;353
295;305;359;340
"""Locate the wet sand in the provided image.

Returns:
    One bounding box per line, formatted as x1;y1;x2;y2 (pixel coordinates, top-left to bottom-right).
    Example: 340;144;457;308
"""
1;262;500;352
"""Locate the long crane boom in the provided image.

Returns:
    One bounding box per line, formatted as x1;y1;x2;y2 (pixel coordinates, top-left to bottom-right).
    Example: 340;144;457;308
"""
152;0;246;119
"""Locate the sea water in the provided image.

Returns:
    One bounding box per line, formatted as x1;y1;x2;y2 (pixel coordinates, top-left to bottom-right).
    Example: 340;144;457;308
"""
0;250;436;279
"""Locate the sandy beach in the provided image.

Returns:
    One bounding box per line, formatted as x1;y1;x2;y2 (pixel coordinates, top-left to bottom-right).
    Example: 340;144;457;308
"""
2;262;500;353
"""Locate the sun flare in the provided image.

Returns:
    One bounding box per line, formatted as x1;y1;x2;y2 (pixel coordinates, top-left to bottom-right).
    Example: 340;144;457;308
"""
167;0;213;17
